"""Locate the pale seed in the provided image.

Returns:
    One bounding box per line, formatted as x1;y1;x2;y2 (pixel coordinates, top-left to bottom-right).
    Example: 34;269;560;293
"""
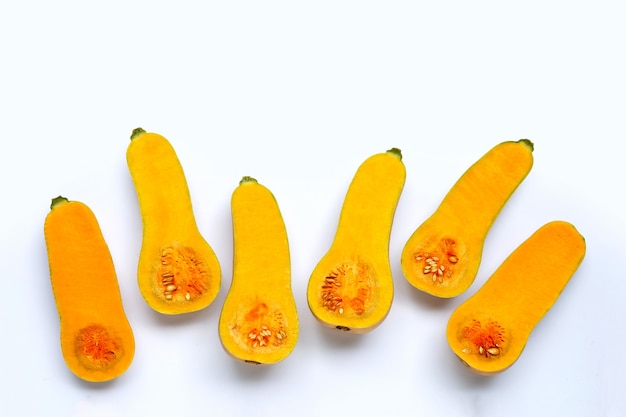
487;347;500;356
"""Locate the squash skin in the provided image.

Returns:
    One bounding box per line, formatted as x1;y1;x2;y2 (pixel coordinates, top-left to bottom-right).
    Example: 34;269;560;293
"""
44;197;135;382
219;177;298;364
126;128;221;314
307;149;406;334
401;139;534;298
446;221;586;375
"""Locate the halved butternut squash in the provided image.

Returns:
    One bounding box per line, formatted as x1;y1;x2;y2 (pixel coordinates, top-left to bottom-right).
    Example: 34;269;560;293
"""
401;139;534;298
219;177;298;364
44;196;135;382
126;128;221;314
307;148;406;333
446;220;586;375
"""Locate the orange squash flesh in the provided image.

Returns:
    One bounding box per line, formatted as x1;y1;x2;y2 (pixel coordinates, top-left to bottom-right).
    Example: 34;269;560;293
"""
446;221;586;375
307;148;406;333
44;197;135;382
126;128;221;314
401;139;534;298
219;177;298;364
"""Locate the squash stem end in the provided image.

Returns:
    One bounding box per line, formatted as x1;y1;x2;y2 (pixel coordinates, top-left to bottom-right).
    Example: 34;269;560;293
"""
518;139;534;152
130;127;146;141
239;176;258;185
50;195;69;211
386;147;402;160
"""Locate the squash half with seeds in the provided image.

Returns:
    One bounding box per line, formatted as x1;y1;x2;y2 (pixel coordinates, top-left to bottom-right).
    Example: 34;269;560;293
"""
401;139;534;298
446;220;586;375
126;128;221;314
219;177;298;364
307;148;406;333
44;196;135;382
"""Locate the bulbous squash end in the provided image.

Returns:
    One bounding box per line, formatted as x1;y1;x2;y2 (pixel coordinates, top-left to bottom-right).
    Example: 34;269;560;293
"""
400;226;478;298
306;256;393;334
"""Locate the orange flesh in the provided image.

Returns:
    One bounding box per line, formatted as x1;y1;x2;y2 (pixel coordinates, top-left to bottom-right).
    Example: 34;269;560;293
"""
127;128;221;314
307;149;406;333
447;220;586;375
219;178;298;364
44;198;134;382
402;139;534;298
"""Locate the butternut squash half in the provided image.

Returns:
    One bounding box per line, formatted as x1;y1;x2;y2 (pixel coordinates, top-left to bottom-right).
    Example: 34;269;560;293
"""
401;139;534;298
219;177;298;364
126;128;221;314
307;148;406;333
44;196;135;382
446;221;586;375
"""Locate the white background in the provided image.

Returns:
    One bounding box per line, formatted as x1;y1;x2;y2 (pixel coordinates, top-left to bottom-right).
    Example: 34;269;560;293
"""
1;1;625;416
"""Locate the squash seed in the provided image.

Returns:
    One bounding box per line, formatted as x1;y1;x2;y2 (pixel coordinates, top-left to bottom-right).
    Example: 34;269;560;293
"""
414;238;459;285
461;318;505;358
157;243;209;302
321;261;375;317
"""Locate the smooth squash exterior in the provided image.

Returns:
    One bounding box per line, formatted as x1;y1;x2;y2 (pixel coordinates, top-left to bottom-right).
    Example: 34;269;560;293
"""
401;139;534;298
219;177;298;364
44;197;135;382
126;128;221;314
307;149;406;333
446;221;586;375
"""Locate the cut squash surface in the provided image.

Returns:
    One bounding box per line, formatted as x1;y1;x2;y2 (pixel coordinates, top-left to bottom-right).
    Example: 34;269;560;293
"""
126;128;221;314
401;139;534;298
44;196;135;382
219;177;298;364
307;148;406;333
446;220;586;375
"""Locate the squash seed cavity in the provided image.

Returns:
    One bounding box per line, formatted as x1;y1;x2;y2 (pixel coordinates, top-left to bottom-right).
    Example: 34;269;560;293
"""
460;319;505;359
75;325;123;370
231;301;289;351
156;243;209;302
321;261;376;317
413;237;460;284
